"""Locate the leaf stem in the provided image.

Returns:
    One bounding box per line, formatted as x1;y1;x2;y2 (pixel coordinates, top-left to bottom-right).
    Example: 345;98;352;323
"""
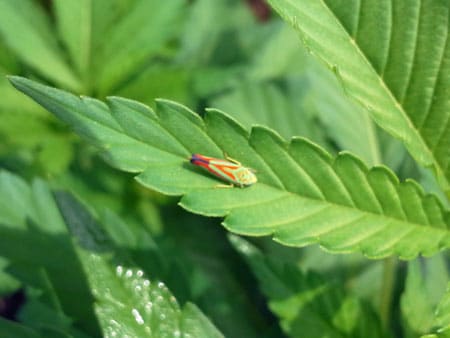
379;257;396;330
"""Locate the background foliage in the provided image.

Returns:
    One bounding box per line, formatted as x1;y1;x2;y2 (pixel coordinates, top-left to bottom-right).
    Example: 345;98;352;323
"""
0;0;449;337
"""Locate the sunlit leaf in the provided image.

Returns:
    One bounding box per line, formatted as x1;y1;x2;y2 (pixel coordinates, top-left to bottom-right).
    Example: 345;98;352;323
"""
267;0;450;194
10;77;450;260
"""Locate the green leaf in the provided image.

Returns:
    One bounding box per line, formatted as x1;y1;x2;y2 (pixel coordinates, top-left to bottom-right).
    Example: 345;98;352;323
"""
422;282;450;338
95;0;185;93
55;191;224;338
0;0;80;90
0;317;42;338
267;0;450;193
159;208;271;337
117;64;192;107
53;0;132;90
218;19;385;166
53;0;95;83
0;170;224;337
303;71;382;166
212;80;329;148
9;76;450;260
247;21;309;81
0;256;20;296
18;299;93;338
0;76;73;175
229;235;386;337
0;171;101;335
73;253;222;338
401;254;449;336
177;0;231;66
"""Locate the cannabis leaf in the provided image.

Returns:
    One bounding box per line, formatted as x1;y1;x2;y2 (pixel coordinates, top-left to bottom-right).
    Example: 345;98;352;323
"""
9;76;450;260
0;0;81;90
402;256;449;336
230;235;385;337
0;170;223;337
267;0;450;194
0;317;42;338
422;282;450;338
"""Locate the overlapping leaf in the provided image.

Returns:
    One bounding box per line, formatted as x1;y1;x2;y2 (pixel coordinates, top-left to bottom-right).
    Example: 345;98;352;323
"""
0;171;101;335
267;0;450;194
422;282;450;338
0;170;223;337
9;76;450;259
56;192;223;338
402;255;449;336
230;235;385;337
94;0;185;93
212;81;327;146
0;317;42;338
0;0;80;90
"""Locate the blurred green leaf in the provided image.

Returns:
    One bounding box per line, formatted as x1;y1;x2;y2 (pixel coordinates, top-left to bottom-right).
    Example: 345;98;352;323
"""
247;22;308;81
177;0;231;66
117;65;192;107
158;207;274;337
96;0;185;93
0;257;20;296
0;38;19;73
402;254;449;336
0;0;80;90
303;71;382;166
0;170;224;336
18;299;94;338
55;191;224;337
268;0;450;194
0;317;42;338
53;0;119;86
0;171;101;335
230;235;386;338
422;282;450;338
53;0;93;83
0;34;74;176
212;80;328;147
10;77;450;260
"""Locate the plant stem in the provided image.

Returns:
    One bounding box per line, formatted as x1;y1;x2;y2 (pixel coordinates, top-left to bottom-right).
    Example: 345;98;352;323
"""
379;257;396;330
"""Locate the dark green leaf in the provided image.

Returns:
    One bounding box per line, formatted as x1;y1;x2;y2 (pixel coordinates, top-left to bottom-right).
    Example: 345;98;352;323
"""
0;317;42;338
230;235;386;338
55;192;224;337
0;171;101;335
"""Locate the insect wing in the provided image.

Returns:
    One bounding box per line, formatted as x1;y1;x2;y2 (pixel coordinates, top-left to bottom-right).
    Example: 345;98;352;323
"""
190;154;257;187
208;159;241;183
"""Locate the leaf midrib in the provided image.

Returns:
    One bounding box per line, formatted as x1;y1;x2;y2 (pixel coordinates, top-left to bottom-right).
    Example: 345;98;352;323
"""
279;0;447;187
15;80;188;162
10;77;446;231
215;182;441;231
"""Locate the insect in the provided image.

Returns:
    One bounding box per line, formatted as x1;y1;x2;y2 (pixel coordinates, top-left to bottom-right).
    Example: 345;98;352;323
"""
190;154;257;187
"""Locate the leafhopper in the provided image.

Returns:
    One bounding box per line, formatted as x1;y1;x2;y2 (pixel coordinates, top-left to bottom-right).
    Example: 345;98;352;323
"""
190;154;257;187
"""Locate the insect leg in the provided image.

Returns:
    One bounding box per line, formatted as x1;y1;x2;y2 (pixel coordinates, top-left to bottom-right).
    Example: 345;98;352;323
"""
214;183;234;189
223;152;242;166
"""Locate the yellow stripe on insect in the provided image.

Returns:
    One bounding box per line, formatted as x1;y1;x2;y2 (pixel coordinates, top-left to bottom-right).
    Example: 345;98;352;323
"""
190;153;257;187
